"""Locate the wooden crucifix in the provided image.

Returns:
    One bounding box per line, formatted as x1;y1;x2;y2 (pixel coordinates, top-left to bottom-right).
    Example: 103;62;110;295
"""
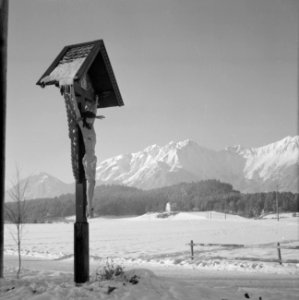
36;40;124;283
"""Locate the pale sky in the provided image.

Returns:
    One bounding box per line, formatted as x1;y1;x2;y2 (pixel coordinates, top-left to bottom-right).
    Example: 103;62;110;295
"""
6;0;298;184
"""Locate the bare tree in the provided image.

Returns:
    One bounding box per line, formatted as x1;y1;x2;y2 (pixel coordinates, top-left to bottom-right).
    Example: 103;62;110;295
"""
5;167;29;278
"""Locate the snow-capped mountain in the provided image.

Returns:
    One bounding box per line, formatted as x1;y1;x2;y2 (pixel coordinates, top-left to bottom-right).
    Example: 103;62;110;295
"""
5;172;74;202
234;136;299;192
96;136;299;193
6;136;298;200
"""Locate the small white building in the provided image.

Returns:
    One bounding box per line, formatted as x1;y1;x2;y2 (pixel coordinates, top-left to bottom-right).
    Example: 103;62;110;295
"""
165;202;171;213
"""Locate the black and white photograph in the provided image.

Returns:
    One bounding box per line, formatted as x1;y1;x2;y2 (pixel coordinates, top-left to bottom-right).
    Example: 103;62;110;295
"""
0;0;298;299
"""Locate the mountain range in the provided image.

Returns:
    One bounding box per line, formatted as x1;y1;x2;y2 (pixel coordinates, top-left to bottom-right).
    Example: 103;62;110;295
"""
6;136;299;200
96;135;299;193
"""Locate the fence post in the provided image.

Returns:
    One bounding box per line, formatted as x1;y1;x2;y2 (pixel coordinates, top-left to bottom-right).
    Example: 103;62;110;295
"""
277;242;282;265
190;240;194;260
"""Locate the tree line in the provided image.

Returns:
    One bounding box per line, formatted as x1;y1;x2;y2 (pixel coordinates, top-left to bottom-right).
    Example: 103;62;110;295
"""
5;180;299;223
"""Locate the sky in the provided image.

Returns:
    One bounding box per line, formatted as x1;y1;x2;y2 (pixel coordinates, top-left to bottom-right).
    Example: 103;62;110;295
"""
6;0;298;184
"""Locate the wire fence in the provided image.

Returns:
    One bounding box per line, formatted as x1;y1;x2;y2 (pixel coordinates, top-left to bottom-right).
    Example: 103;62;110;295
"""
187;240;299;264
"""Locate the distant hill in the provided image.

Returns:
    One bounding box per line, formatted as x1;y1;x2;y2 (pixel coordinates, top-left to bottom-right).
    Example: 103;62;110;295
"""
5;172;74;202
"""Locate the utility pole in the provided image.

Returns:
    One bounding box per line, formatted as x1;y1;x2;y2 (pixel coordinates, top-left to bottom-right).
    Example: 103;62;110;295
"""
0;0;8;278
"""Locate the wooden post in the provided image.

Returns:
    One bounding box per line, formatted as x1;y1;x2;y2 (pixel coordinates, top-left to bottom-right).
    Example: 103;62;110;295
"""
190;240;194;260
276;188;279;222
277;242;282;265
74;220;89;283
0;0;8;278
74;126;89;283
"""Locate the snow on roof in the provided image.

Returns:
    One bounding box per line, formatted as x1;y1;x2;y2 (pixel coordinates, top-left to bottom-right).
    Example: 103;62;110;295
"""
40;57;85;85
39;43;94;85
36;40;124;108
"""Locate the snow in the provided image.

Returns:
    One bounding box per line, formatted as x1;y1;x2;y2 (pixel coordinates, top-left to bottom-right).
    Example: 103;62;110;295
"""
241;136;299;181
2;212;299;299
95;136;299;192
4;212;299;271
4;266;299;300
40;58;85;85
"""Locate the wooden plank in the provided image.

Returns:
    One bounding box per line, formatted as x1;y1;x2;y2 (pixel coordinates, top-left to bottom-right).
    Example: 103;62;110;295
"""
99;43;124;106
0;0;8;278
75;41;102;81
74;117;89;283
61;39;102;52
197;243;245;248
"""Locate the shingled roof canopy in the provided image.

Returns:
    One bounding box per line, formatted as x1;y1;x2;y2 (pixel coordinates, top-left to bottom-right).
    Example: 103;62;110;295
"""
36;40;124;109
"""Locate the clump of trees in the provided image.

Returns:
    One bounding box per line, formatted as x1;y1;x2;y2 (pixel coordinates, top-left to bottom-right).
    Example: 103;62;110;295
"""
5;194;75;223
4;180;299;222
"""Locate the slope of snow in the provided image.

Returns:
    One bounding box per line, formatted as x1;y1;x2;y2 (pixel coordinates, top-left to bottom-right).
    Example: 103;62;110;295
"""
132;211;246;221
241;136;299;180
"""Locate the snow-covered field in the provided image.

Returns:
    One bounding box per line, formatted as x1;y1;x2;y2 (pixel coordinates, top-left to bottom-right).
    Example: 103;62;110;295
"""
4;211;299;274
2;211;299;299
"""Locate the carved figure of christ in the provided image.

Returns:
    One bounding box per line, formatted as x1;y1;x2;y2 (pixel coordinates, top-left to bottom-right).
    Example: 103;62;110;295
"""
63;84;104;218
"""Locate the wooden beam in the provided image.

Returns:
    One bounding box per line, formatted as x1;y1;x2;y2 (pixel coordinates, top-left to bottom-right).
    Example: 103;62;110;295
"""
74;96;89;283
0;0;8;278
74;222;89;283
75;41;102;81
99;44;124;106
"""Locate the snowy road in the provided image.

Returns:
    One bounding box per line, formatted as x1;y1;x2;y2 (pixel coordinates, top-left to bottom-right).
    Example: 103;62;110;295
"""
4;255;299;300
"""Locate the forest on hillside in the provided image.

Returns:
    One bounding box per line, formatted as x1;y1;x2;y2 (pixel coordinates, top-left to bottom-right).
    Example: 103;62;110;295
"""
5;180;299;223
